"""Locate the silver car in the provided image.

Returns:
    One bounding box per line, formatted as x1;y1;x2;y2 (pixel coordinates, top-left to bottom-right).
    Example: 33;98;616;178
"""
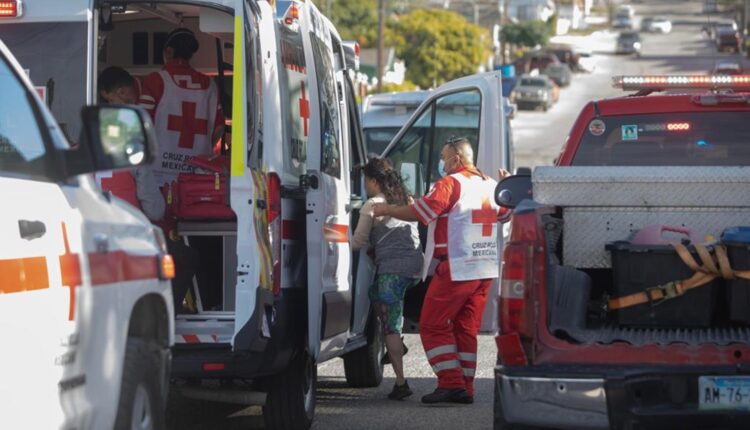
512;75;556;111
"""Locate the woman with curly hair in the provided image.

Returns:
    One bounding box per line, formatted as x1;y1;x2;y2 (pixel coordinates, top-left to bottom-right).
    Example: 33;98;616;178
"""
351;157;423;400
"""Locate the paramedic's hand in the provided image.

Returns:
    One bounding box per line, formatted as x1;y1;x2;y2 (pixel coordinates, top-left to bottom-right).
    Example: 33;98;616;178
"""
498;168;510;180
372;202;390;217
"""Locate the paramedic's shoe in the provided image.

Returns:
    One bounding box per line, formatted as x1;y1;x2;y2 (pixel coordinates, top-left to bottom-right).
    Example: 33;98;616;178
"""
421;388;472;404
388;380;413;400
382;337;409;365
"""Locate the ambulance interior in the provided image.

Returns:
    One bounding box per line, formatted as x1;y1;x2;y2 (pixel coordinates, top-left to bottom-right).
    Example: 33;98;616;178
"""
99;3;238;326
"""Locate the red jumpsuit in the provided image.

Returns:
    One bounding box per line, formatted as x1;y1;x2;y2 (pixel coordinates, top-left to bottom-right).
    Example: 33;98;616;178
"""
411;167;501;396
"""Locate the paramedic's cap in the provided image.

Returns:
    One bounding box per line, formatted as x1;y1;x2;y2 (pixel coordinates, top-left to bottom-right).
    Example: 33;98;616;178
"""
164;28;199;58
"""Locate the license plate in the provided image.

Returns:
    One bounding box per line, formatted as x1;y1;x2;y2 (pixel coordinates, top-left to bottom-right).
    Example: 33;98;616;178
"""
699;376;750;411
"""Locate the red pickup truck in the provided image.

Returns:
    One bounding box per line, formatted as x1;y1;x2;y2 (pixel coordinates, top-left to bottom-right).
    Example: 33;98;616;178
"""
494;75;750;430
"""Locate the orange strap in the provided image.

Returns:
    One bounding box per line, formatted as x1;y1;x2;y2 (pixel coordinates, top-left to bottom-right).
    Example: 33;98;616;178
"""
607;243;750;311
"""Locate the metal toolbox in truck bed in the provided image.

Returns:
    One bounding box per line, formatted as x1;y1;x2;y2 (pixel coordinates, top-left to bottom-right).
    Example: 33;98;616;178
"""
533;166;750;208
531;167;750;268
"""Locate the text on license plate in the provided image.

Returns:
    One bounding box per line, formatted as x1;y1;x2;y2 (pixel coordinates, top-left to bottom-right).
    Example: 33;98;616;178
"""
699;376;750;411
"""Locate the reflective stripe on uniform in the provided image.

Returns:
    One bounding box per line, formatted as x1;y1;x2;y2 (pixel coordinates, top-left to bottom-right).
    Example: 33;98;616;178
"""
413;199;431;222
425;344;457;360
416;198;438;220
458;352;477;362
432;359;460;373
462;367;476;377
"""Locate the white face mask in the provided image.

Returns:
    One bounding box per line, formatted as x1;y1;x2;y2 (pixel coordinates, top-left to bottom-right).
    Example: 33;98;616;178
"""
438;159;447;177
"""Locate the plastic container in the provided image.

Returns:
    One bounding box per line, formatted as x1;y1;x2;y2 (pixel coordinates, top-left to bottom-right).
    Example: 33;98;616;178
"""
606;241;718;327
630;224;707;246
721;227;750;324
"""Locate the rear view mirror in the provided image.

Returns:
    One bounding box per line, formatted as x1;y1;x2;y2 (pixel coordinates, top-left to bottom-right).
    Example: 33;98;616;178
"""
495;172;532;209
80;105;156;173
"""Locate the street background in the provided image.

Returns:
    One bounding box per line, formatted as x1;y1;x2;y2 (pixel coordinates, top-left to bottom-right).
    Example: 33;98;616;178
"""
167;1;749;428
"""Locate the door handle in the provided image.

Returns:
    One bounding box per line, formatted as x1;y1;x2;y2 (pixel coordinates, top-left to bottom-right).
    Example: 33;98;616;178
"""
93;234;109;253
345;197;363;213
18;219;46;240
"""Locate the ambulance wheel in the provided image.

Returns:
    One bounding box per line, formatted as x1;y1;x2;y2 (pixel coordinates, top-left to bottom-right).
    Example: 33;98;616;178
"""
114;337;167;430
263;353;316;430
343;308;385;388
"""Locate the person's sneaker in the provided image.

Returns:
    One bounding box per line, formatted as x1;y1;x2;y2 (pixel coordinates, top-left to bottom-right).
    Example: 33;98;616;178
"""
381;337;409;365
387;380;413;400
421;388;473;404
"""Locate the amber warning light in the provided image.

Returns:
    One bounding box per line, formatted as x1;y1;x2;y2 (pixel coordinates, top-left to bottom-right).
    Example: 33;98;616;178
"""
0;1;21;18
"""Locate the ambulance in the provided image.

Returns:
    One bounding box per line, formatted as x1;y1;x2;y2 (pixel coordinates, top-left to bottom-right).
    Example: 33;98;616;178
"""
0;35;173;430
0;0;508;428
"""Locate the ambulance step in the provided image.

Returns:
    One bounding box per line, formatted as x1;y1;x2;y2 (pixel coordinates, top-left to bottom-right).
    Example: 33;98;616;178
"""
179;385;266;406
175;318;234;344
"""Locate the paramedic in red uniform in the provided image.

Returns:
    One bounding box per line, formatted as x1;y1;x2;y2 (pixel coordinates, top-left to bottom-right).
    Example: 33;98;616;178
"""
373;137;501;404
139;28;222;311
138;27;224;192
96;66;165;223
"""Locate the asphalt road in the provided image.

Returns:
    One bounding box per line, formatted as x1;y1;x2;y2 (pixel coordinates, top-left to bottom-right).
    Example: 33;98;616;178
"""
167;1;743;429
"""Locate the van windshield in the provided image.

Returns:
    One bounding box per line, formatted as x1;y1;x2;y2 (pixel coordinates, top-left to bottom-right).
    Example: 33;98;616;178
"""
0;23;88;144
364;127;401;156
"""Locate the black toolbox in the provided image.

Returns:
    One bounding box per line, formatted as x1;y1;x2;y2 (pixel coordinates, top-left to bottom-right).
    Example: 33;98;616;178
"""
606;241;718;327
721;227;750;324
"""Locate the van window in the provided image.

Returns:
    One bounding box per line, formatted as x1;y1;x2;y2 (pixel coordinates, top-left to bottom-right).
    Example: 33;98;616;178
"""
279;28;310;179
0;57;51;179
427;90;481;184
309;32;341;179
385;106;432;197
0;23;88;145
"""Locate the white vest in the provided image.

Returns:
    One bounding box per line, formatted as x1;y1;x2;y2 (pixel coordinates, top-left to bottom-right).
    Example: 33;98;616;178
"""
151;70;218;187
422;173;500;281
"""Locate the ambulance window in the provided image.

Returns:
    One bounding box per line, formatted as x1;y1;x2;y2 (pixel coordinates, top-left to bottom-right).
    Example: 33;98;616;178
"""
384;105;432;197
279;29;309;179
310;32;342;179
0;56;52;179
427;90;481;184
0;23;88;147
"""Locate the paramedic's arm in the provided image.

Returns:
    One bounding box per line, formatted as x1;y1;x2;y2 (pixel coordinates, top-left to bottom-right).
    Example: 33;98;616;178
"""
134;167;166;222
373;203;419;222
138;73;162;120
351;199;375;251
374;177;454;225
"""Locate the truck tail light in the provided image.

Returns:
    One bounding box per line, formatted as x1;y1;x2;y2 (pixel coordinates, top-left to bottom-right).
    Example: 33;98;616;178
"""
0;1;21;18
267;173;282;296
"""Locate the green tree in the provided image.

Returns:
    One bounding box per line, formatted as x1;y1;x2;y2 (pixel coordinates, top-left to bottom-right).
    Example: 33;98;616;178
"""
388;9;490;89
500;20;552;49
329;0;379;48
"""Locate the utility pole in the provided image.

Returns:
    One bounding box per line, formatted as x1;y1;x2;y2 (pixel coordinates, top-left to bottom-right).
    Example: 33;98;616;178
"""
377;0;386;92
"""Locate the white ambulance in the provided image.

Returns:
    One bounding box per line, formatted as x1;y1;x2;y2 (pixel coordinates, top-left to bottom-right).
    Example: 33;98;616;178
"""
0;1;508;428
0;36;173;430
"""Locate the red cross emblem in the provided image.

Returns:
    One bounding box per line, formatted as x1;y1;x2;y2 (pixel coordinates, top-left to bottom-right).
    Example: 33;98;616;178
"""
472;199;496;237
168;101;209;149
299;82;310;137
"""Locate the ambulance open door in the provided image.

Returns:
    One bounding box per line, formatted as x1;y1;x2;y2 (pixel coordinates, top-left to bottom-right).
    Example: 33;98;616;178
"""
300;3;354;361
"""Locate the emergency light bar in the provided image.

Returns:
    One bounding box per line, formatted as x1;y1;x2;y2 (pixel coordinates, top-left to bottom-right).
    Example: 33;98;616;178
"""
613;75;750;91
0;0;21;18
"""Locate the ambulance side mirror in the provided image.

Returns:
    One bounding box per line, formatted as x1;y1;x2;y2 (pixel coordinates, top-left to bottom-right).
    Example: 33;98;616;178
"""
495;172;532;209
80;105;157;173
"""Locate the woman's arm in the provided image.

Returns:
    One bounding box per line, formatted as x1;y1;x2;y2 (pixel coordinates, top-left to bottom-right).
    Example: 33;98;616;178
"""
351;199;375;251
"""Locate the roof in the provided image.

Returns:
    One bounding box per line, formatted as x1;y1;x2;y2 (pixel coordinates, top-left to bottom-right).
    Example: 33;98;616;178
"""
594;93;750;116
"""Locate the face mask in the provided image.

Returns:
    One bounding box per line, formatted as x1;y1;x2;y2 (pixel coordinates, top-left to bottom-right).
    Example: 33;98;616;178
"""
438;159;447;177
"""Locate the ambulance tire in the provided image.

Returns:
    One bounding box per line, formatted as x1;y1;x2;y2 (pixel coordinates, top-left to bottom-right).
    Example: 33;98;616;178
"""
342;309;384;388
263;353;316;430
114;337;166;430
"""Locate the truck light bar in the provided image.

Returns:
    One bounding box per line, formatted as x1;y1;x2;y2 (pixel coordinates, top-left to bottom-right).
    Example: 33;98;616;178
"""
0;1;21;18
613;75;750;91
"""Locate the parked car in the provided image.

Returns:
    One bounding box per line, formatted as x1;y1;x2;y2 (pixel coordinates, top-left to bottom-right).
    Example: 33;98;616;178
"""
616;31;642;56
703;0;719;13
613;13;634;30
715;27;742;52
713;60;743;75
547;44;586;73
513;51;560;74
512;74;558;111
543;63;572;87
704;20;737;38
643;16;671;33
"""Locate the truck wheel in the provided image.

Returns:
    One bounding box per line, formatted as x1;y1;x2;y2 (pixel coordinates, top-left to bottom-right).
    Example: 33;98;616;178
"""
342;309;385;388
114;338;167;430
263;353;316;430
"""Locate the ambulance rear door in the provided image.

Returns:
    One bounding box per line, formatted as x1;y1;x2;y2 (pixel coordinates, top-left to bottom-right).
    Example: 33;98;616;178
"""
300;2;353;361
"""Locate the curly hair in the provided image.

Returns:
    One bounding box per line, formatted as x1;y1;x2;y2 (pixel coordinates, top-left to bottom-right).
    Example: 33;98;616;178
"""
363;157;411;206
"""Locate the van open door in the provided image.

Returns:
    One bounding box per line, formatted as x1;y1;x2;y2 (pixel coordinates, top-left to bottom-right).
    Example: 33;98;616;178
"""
300;3;354;361
382;71;506;333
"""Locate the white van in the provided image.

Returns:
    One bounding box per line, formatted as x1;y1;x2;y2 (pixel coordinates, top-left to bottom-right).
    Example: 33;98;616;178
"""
0;1;509;428
0;37;173;430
